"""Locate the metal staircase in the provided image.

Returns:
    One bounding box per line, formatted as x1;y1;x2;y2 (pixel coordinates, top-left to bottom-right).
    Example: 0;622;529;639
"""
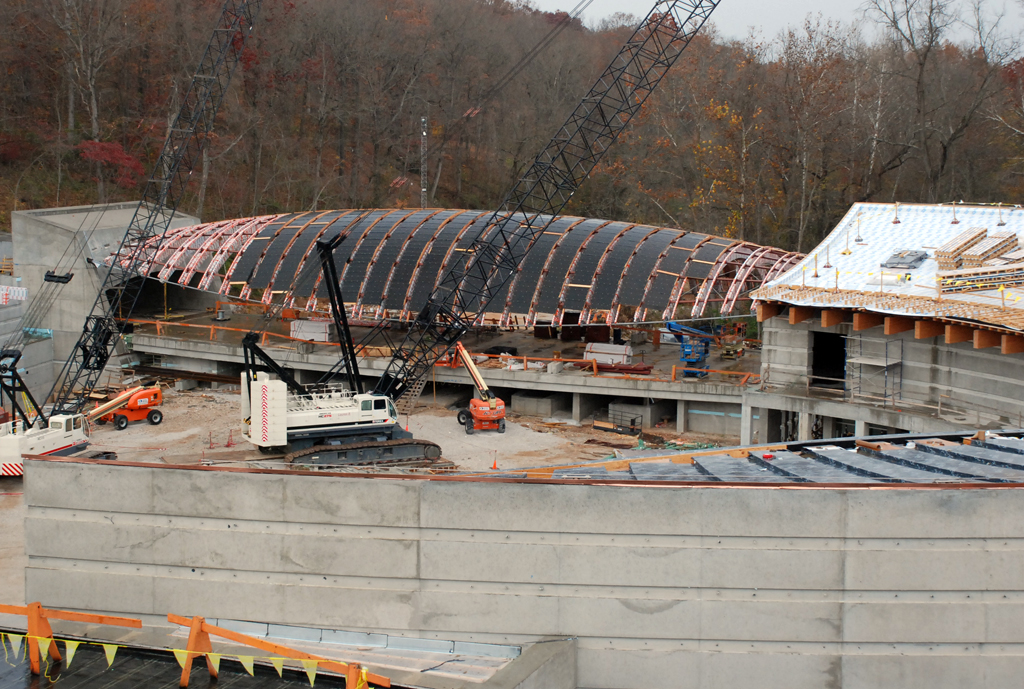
394;377;428;417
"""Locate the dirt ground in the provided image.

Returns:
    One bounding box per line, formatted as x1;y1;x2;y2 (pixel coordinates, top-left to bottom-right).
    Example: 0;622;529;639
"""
88;387;735;472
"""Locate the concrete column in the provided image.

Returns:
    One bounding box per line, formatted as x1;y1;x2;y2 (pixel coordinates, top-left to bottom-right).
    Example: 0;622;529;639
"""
676;400;688;433
855;419;868;437
572;393;601;422
740;405;753;445
822;416;835;439
798;411;813;441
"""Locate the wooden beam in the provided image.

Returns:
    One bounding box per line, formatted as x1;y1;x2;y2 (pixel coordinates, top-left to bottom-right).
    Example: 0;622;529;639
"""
788;305;815;325
820;309;847;328
1002;334;1024;354
884;316;915;335
914;320;945;339
853;312;884;331
757;302;782;322
974;329;1001;349
945;324;973;344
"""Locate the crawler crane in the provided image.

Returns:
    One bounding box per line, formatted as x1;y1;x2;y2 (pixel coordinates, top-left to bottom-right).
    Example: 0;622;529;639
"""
239;0;721;464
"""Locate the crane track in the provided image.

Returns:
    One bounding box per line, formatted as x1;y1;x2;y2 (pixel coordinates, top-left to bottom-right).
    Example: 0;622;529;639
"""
285;438;442;465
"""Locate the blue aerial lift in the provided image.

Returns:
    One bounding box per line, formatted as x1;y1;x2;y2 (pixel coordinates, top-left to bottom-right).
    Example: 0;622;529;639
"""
664;322;715;376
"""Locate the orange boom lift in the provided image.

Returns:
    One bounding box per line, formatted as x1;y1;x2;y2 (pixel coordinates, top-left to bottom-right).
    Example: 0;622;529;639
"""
452;342;506;435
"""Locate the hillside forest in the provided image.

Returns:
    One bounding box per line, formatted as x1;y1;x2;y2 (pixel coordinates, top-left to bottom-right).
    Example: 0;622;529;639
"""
2;0;1024;253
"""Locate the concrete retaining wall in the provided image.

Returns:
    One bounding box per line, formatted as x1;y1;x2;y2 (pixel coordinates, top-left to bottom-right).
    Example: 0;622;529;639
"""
24;458;1024;689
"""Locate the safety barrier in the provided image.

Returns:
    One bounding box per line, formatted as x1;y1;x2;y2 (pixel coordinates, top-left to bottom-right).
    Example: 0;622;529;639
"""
671;365;759;386
0;601;141;674
0;602;389;688
168;613;389;688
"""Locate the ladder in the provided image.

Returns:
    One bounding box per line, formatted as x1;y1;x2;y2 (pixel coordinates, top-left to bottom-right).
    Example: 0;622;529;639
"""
394;377;428;417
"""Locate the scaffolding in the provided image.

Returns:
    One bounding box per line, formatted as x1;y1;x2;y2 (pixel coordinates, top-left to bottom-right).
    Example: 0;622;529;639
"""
846;334;903;406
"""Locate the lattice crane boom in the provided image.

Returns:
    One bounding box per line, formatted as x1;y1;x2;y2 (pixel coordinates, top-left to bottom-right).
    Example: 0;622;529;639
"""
45;0;263;414
373;0;720;399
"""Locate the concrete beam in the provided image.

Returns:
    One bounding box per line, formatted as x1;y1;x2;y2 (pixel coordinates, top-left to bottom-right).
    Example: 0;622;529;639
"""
883;316;914;335
974;329;1001;349
676;400;688;433
788;306;815;325
820;310;846;328
757;302;782;322
914;320;944;339
945;324;973;345
1002;334;1024;355
852;312;884;331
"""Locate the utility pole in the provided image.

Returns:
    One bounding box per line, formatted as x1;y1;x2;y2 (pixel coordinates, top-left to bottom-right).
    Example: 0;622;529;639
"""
420;116;427;208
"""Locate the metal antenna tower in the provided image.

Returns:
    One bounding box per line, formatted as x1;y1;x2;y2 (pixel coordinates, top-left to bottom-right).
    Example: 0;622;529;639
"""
420;116;428;209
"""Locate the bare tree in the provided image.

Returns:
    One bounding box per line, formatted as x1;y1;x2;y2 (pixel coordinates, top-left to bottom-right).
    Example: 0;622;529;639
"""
48;0;132;199
864;0;1013;200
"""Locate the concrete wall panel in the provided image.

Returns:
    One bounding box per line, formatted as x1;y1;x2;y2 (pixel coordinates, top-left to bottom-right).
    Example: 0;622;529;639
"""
420;482;703;536
421;540;702;587
699;652;839;689
24;459;1024;689
575;644;702;689
845;548;1024;591
27;567;155;615
698;547;843;590
841;655;1023;689
26;462;156;513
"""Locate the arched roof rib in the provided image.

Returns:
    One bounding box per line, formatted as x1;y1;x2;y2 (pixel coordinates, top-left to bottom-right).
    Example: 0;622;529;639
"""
114;209;802;325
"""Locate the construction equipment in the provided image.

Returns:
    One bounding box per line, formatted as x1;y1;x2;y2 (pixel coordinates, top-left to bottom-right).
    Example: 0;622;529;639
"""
665;322;714;374
720;322;746;359
0;1;261;477
452;342;506;435
239;0;720;464
240;236;442;466
88;386;164;430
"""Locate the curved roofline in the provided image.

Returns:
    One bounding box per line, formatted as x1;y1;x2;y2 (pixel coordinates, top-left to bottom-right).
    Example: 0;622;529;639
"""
115;208;802;326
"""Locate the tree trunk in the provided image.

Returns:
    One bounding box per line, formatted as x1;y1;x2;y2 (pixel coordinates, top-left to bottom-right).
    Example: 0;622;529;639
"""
196;146;209;221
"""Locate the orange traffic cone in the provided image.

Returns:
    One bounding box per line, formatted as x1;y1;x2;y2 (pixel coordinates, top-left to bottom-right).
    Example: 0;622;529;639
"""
492;458;498;470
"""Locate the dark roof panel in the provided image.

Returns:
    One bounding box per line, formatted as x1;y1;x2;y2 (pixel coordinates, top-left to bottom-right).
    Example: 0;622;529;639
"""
131;209;802;325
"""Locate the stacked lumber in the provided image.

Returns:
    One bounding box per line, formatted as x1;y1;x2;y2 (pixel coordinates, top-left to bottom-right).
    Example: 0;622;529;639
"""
936;227;986;270
961;230;1017;268
938;261;1024;294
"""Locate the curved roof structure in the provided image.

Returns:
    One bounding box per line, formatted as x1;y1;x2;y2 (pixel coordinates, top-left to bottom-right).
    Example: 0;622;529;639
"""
117;209;802;325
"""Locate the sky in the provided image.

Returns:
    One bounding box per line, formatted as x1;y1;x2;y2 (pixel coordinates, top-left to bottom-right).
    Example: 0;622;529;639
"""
528;0;1023;41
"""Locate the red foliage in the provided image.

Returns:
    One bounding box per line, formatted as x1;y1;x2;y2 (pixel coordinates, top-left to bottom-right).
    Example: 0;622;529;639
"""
76;141;145;188
0;134;34;165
